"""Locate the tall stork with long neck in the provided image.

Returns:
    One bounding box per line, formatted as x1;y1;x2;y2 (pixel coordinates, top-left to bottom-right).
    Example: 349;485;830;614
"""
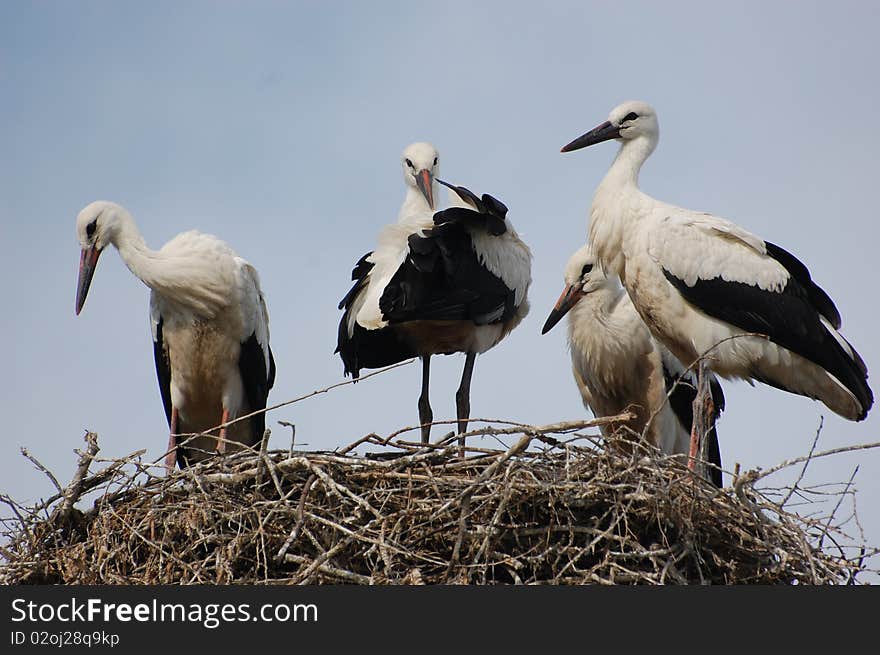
559;101;872;464
337;142;531;445
75;201;276;471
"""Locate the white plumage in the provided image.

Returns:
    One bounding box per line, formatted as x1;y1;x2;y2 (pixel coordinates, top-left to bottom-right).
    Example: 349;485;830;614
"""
560;100;872;424
542;243;723;486
75;201;275;470
347;142;440;332
337;142;531;444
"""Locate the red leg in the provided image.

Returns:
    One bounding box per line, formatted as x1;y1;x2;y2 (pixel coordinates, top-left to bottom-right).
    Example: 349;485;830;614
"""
687;423;700;472
216;408;231;454
165;407;179;474
688;360;711;478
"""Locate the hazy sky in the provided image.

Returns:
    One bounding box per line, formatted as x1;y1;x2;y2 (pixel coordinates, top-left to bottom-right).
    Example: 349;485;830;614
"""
3;2;879;581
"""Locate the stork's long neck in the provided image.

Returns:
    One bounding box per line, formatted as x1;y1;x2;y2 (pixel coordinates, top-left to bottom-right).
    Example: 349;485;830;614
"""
589;136;656;277
397;186;435;226
109;213;166;290
608;136;654;188
108;210;227;316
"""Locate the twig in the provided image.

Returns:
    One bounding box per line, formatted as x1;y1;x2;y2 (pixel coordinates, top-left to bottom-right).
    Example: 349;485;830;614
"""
378;416;618;446
337;432;382;456
819;466;859;550
59;432;100;516
755;441;880;480
278;421;296;458
20;448;63;494
172;360;415;451
255;429;272;487
275;474;317;563
283;554;372;584
781;417;823;507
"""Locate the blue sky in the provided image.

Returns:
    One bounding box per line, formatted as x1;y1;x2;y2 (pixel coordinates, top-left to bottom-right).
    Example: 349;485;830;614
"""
2;1;879;580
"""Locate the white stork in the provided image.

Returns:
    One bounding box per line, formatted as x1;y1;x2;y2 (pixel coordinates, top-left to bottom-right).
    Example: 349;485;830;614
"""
558;101;873;450
542;243;723;486
336;142;532;444
75;201;276;471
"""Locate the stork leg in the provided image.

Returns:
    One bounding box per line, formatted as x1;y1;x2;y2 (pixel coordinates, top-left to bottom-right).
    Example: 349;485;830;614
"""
688;360;711;479
418;356;433;444
216;408;231;454
165;407;179;474
455;352;477;452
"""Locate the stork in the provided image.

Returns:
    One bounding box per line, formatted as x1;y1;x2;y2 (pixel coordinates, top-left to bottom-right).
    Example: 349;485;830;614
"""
542;243;723;486
336;142;531;445
559;101;872;467
74;201;276;471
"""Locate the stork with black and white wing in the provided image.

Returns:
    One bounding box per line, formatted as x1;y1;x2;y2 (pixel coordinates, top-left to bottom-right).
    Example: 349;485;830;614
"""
336;142;531;445
75;201;276;471
559;100;872;464
542;243;723;487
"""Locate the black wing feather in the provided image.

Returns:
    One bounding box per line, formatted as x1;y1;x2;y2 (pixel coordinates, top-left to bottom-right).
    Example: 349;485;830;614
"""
765;242;841;329
336;320;417;378
379;184;514;325
267;344;276;391
152;316;173;427
238;333;273;443
662;364;723;488
335;251;416;378
663;267;872;418
704;423;723;489
338;252;374;310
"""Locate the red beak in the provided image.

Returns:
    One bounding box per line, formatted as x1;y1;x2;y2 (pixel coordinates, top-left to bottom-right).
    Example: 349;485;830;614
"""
416;169;434;210
541;284;584;334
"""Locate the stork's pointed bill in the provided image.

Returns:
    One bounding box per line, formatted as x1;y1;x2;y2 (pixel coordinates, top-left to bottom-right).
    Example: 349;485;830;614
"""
416;168;435;210
542;284;584;334
561;120;621;153
75;245;100;315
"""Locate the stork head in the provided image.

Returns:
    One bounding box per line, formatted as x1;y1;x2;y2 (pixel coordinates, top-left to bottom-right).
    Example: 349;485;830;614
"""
401;142;439;210
74;200;124;315
561;100;658;153
541;243;614;334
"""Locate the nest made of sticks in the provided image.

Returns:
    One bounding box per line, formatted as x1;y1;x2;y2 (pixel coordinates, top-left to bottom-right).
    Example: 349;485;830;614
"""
1;416;876;585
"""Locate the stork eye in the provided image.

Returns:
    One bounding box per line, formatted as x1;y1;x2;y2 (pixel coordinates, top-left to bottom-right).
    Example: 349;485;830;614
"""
433;157;438;166
406;158;414;169
622;112;639;123
581;263;593;276
86;220;97;239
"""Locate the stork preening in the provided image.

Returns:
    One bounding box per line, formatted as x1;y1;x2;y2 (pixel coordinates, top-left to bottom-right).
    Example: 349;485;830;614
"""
336;142;531;445
75;201;276;471
559;101;872;465
542;243;723;487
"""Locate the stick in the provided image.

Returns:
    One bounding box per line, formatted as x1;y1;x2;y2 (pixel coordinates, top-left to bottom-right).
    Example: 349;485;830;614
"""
20;448;63;494
186;359;415;444
59;432;100;516
275;474;317;563
255;429;272;487
278;421;296;458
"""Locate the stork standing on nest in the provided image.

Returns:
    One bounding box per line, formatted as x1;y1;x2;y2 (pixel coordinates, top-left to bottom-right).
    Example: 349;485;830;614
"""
542;242;723;486
336;142;531;445
559;100;872;468
75;201;276;471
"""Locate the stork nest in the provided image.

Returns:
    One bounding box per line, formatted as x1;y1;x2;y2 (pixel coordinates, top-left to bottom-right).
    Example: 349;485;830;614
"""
1;418;876;585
